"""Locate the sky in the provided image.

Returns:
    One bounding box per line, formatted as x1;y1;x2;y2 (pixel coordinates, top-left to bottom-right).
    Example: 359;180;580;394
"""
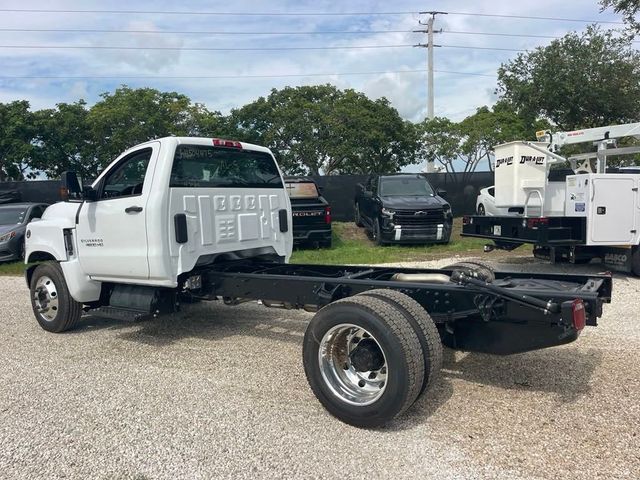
0;0;626;124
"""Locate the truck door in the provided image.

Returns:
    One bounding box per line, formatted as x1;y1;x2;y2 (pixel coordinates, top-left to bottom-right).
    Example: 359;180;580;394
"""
76;144;158;280
362;177;377;224
590;176;635;243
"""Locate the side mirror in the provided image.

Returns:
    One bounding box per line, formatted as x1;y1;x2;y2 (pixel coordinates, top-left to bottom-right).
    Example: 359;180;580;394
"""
61;171;83;202
436;188;447;198
83;185;98;201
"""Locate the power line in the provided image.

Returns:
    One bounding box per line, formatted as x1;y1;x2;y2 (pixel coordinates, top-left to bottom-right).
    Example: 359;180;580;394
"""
0;44;413;51
0;8;418;16
439;44;527;52
0;27;415;36
441;11;624;24
0;69;497;80
443;29;640;44
0;8;625;24
1;27;636;43
0;43;529;52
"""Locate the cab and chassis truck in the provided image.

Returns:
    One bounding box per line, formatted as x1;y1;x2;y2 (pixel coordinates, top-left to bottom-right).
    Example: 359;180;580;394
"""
24;137;612;427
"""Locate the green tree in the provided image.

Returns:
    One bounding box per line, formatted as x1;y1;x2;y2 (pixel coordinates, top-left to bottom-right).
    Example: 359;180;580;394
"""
496;26;640;130
31;101;100;180
0;101;34;180
416;106;546;178
88;86;202;168
229;84;415;175
600;0;639;36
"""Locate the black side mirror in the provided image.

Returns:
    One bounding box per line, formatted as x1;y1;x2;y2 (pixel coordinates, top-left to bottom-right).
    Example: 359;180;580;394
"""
83;185;98;201
61;171;83;202
436;188;447;198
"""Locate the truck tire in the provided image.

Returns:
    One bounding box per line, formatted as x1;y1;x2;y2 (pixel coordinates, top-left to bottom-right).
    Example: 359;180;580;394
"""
443;260;495;282
373;219;385;246
357;289;442;398
29;261;83;333
632;246;640;276
354;203;363;227
303;296;424;427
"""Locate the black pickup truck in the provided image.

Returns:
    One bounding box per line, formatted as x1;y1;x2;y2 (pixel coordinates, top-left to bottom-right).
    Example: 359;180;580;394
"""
285;177;332;248
354;174;452;245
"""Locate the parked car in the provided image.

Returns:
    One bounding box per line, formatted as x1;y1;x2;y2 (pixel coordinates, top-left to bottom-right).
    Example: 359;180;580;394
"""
285;177;332;248
0;203;48;261
354;174;452;245
476;186;513;216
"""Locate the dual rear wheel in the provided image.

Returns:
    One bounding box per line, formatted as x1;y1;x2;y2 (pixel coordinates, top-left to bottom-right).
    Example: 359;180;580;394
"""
303;290;442;427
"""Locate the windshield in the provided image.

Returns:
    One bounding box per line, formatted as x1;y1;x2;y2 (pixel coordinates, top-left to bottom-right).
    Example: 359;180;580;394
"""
0;207;26;225
286;182;319;199
379;176;435;197
170;145;283;189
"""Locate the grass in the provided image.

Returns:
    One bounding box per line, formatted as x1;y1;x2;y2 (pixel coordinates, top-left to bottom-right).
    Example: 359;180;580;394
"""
290;217;488;265
0;218;488;276
0;261;28;276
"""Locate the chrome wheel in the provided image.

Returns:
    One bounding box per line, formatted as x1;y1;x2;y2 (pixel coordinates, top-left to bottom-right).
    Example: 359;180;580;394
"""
318;323;388;406
33;275;59;322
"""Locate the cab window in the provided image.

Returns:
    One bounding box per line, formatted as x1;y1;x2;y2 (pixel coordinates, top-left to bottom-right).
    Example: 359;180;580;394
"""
101;149;152;199
170;145;283;189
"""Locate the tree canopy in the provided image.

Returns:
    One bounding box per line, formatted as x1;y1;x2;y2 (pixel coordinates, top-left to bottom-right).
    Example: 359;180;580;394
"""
497;26;640;130
0;101;34;181
230;85;416;175
600;0;640;36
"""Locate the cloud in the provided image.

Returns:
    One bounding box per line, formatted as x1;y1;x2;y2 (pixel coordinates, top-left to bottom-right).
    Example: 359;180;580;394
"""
0;0;625;122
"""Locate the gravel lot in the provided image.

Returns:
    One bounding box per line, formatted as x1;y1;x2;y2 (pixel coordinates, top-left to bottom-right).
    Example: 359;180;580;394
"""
1;256;638;479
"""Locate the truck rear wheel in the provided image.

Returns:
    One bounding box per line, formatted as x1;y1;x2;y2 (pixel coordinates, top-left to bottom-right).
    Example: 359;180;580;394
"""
354;203;363;227
632;246;640;276
303;296;424;427
357;289;442;398
29;261;82;333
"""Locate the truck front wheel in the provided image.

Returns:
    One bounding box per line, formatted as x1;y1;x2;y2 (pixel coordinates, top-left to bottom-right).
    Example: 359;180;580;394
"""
29;261;83;333
303;296;424;427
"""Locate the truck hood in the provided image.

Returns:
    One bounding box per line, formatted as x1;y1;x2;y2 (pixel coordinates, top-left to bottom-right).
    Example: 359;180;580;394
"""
380;195;448;210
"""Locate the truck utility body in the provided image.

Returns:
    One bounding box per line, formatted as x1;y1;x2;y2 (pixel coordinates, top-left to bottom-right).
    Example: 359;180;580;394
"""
25;137;612;427
462;123;640;274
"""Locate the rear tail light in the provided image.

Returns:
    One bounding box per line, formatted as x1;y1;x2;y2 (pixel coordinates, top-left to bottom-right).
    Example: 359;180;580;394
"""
212;138;242;149
462;215;470;225
572;299;586;331
527;217;549;229
325;206;331;224
562;298;587;331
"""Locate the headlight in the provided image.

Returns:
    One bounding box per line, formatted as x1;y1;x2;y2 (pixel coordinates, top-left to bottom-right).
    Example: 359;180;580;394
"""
381;208;395;217
0;231;16;242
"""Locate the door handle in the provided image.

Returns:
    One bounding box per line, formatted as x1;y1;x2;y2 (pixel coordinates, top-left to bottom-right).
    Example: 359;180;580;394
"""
125;206;143;213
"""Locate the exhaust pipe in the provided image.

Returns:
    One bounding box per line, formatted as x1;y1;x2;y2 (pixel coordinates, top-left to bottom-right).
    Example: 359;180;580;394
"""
390;273;451;284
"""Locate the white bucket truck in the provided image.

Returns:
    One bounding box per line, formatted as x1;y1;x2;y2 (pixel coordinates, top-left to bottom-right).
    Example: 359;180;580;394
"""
462;122;640;274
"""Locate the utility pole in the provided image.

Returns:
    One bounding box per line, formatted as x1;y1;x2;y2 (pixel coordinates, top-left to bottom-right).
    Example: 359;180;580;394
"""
414;11;446;119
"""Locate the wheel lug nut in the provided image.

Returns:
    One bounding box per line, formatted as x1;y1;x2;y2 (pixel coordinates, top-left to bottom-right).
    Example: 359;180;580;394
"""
380;367;386;374
368;372;377;379
358;380;365;388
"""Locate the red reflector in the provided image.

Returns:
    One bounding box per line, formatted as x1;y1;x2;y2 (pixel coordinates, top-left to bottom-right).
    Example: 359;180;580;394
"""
527;217;549;229
462;215;470;225
325;206;331;224
572;299;586;331
212;138;242;149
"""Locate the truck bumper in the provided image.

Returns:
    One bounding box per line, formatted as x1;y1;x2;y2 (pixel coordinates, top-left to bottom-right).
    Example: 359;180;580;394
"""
293;228;332;245
380;221;452;244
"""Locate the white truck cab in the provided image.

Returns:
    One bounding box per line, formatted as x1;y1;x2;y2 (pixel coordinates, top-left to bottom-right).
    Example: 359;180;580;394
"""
26;137;293;304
